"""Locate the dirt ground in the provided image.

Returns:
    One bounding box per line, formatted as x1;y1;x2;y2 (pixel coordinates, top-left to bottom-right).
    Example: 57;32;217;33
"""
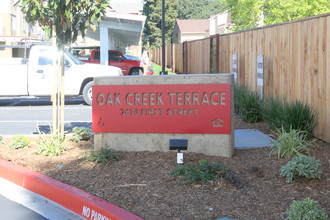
0;115;329;220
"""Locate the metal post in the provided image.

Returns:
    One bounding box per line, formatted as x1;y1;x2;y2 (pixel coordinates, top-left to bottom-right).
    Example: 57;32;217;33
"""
160;0;167;75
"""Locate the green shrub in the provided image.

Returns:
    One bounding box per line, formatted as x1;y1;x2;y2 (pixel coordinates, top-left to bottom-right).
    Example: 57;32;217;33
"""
71;127;91;143
286;198;328;220
170;159;229;184
9;135;30;149
84;146;119;168
35;127;65;156
234;84;263;123
269;127;314;158
0;136;4;144
280;155;323;183
263;97;317;139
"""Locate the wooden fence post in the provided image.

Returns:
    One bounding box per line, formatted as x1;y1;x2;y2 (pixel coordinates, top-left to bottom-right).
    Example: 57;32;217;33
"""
183;41;188;74
215;34;220;73
172;43;175;73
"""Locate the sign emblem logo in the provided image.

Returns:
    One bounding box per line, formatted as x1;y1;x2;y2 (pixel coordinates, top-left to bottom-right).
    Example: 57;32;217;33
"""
212;118;224;127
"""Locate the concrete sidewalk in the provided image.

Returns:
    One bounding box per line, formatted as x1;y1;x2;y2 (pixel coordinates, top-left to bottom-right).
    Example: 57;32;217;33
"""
235;129;275;149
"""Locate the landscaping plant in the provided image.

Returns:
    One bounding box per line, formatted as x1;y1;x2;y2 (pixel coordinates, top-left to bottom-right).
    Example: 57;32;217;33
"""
0;136;4;144
170;159;229;184
35;127;65;156
263;96;317;139
269;126;313;158
71;127;91;143
286;198;328;220
280;155;323;183
234;84;263;123
9;135;30;149
84;146;120;168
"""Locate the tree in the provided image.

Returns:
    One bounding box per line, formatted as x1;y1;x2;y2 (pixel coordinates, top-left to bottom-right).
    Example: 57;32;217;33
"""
177;0;226;20
17;0;110;135
143;0;179;49
19;0;110;47
225;0;330;32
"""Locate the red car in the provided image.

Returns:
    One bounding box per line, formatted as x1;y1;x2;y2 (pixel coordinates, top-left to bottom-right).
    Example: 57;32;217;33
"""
81;50;144;75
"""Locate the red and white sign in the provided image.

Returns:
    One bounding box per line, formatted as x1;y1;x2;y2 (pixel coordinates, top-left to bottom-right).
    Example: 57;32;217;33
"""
92;84;231;134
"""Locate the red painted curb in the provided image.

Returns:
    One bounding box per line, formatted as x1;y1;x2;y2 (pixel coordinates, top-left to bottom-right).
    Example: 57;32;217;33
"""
0;159;143;220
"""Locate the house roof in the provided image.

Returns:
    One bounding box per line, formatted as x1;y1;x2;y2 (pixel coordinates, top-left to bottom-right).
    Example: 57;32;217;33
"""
176;19;209;33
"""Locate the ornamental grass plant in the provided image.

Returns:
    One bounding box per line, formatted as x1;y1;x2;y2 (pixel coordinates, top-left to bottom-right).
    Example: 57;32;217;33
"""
269;126;314;158
263;96;317;139
234;84;263;123
35;127;65;156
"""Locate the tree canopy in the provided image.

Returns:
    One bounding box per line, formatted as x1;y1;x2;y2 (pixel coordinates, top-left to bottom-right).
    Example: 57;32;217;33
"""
18;0;110;47
225;0;330;32
143;0;178;49
177;0;225;20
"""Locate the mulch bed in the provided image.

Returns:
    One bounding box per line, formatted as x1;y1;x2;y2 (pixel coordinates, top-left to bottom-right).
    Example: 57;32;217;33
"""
0;115;329;220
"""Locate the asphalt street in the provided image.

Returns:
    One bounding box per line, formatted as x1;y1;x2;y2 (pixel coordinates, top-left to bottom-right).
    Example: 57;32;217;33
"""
0;97;92;135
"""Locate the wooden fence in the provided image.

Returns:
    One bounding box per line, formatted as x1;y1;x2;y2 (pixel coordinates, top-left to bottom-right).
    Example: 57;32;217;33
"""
151;13;330;143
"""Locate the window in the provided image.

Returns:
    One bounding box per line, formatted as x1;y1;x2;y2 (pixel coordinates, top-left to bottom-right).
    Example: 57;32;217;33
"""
109;51;123;61
94;51;100;61
38;49;53;66
11;15;16;32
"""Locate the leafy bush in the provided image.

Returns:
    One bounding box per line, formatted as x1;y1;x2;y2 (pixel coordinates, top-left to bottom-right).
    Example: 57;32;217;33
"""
170;159;229;184
263;96;317;139
84;146;119;168
71;127;91;143
269;127;314;158
280;155;323;183
0;136;4;144
286;198;328;220
35;127;65;156
9;135;30;149
234;84;263;123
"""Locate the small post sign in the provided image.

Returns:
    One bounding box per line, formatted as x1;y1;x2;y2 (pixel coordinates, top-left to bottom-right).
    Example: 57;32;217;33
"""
257;54;264;99
92;84;231;134
233;53;238;83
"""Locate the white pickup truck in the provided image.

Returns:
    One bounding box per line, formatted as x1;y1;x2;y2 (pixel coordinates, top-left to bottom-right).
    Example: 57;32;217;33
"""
0;45;122;105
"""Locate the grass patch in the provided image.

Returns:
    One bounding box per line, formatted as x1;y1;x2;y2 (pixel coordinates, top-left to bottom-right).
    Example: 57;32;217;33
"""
152;63;175;75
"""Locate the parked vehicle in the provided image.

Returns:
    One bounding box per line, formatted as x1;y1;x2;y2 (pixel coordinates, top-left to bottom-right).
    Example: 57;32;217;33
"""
0;45;122;105
81;50;144;75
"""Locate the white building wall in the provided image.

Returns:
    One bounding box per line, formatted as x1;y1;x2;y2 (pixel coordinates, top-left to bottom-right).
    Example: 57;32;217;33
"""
181;33;206;42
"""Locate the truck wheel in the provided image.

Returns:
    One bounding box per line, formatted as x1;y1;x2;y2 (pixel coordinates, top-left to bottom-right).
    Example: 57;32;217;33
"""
82;81;93;105
129;68;141;75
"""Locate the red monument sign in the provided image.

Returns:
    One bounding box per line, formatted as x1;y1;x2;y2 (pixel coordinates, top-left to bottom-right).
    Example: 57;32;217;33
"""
92;84;231;134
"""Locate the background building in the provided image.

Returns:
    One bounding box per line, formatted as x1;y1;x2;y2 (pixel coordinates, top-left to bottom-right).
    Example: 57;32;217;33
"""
172;11;235;44
0;0;43;58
